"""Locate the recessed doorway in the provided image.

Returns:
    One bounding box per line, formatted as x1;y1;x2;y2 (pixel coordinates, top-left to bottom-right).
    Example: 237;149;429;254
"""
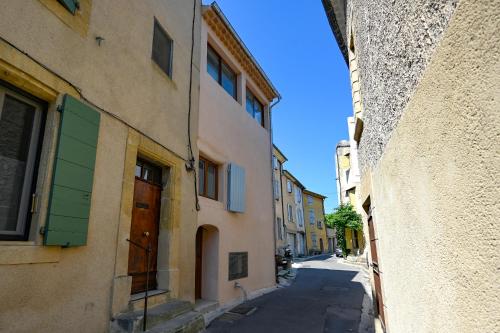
128;158;162;294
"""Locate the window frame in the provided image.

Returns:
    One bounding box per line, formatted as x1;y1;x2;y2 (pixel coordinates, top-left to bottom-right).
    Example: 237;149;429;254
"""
287;203;293;222
245;88;265;127
207;44;237;100
286;180;292;193
152;18;174;78
309;208;315;225
198;156;218;200
0;84;47;241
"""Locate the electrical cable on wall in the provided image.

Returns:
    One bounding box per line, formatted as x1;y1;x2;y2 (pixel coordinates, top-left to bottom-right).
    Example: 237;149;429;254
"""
0;35;190;165
186;0;201;211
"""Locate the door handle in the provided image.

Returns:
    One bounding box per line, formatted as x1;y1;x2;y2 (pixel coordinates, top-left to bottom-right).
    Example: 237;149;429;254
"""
143;231;150;237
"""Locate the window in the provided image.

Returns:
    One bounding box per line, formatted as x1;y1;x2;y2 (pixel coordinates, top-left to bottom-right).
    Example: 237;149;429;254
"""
273;180;281;200
58;0;79;14
207;45;237;99
294;186;302;203
229;252;248;280
287;204;293;222
152;19;173;77
317;220;323;229
0;87;45;240
286;180;292;193
277;217;283;240
245;88;264;127
199;157;218;200
273;155;278;169
307;195;313;205
135;159;162;185
311;233;317;247
297;209;304;227
309;209;315;225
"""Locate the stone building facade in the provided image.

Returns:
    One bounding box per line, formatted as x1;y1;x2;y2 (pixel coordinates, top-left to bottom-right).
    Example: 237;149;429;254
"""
0;1;204;332
323;0;499;332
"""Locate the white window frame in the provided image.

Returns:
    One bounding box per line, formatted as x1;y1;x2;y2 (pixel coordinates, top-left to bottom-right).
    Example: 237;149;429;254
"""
286;180;292;193
0;86;44;240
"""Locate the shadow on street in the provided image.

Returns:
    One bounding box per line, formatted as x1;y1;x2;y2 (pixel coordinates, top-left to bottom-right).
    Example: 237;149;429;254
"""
206;259;368;333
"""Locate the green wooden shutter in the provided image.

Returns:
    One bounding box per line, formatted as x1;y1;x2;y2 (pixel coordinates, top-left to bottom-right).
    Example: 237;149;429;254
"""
44;94;100;247
57;0;79;15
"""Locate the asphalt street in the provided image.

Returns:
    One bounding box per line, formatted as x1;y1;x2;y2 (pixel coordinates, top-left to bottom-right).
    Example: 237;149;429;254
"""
206;255;374;333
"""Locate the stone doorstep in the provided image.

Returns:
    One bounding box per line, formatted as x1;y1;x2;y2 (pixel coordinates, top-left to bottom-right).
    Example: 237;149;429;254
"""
113;299;194;332
194;299;219;315
129;290;171;312
146;311;205;333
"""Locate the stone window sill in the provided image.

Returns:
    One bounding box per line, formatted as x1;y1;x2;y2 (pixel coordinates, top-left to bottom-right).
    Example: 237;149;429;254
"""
0;243;61;265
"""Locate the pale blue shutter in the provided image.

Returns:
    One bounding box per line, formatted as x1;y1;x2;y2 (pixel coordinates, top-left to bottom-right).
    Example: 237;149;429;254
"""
227;163;245;213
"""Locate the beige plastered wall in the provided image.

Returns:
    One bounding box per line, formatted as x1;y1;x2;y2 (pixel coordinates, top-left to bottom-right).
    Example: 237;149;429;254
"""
197;19;276;306
359;0;500;332
0;0;201;332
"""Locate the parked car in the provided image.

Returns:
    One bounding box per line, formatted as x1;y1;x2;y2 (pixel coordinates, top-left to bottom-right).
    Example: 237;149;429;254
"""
335;248;343;257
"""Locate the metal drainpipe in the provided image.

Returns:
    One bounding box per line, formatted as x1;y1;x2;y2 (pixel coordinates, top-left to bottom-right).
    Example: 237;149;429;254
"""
268;96;281;281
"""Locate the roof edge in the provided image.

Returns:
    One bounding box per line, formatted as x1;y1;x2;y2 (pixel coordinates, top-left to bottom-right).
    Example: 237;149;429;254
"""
322;0;348;66
206;2;281;100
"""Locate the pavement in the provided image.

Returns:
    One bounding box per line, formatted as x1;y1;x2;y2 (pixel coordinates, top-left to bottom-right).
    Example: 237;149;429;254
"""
205;255;375;333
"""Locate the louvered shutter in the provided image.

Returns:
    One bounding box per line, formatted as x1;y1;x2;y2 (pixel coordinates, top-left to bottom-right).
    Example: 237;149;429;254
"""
58;0;79;14
44;95;100;247
227;163;245;213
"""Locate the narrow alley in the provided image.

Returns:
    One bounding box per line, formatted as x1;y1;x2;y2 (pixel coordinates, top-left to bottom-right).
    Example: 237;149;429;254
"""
206;256;374;333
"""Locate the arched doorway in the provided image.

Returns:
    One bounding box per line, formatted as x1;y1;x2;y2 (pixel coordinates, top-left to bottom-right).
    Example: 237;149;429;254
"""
320;238;324;253
195;225;219;300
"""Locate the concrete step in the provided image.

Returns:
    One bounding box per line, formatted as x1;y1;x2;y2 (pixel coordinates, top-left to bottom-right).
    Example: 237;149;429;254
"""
112;300;193;333
146;311;205;333
129;290;171;312
194;300;218;315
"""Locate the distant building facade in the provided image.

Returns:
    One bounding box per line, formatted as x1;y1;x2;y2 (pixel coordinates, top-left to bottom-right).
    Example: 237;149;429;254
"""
272;145;288;254
323;0;499;332
303;190;328;255
281;170;306;257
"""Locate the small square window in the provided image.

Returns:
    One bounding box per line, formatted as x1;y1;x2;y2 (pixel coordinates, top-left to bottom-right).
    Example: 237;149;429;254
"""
152;19;173;77
229;252;248;280
198;156;218;200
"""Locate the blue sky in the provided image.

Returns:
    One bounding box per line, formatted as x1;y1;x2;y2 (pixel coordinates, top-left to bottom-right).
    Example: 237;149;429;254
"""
206;1;353;213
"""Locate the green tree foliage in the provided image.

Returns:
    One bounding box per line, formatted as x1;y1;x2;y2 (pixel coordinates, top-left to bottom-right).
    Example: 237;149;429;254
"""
325;204;362;257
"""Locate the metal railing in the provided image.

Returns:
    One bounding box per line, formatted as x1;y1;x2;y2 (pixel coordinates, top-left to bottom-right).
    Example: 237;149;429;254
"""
126;235;152;332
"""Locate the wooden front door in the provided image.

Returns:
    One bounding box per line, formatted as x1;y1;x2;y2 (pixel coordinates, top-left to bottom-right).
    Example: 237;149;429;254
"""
128;160;162;294
368;214;386;329
195;228;203;299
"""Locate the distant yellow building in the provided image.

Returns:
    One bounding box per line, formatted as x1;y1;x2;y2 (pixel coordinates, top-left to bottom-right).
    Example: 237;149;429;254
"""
303;190;328;255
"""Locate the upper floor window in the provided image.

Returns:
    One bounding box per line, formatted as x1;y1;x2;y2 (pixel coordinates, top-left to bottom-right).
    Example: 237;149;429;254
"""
152;19;173;78
294;187;302;203
287;204;293;222
307;195;313;205
58;0;79;14
317;220;323;229
273;179;281;200
199;156;218;200
207;45;237;100
297;209;304;227
0;87;45;240
309;209;315;225
286;180;292;193
273;155;278;169
245;89;264;127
